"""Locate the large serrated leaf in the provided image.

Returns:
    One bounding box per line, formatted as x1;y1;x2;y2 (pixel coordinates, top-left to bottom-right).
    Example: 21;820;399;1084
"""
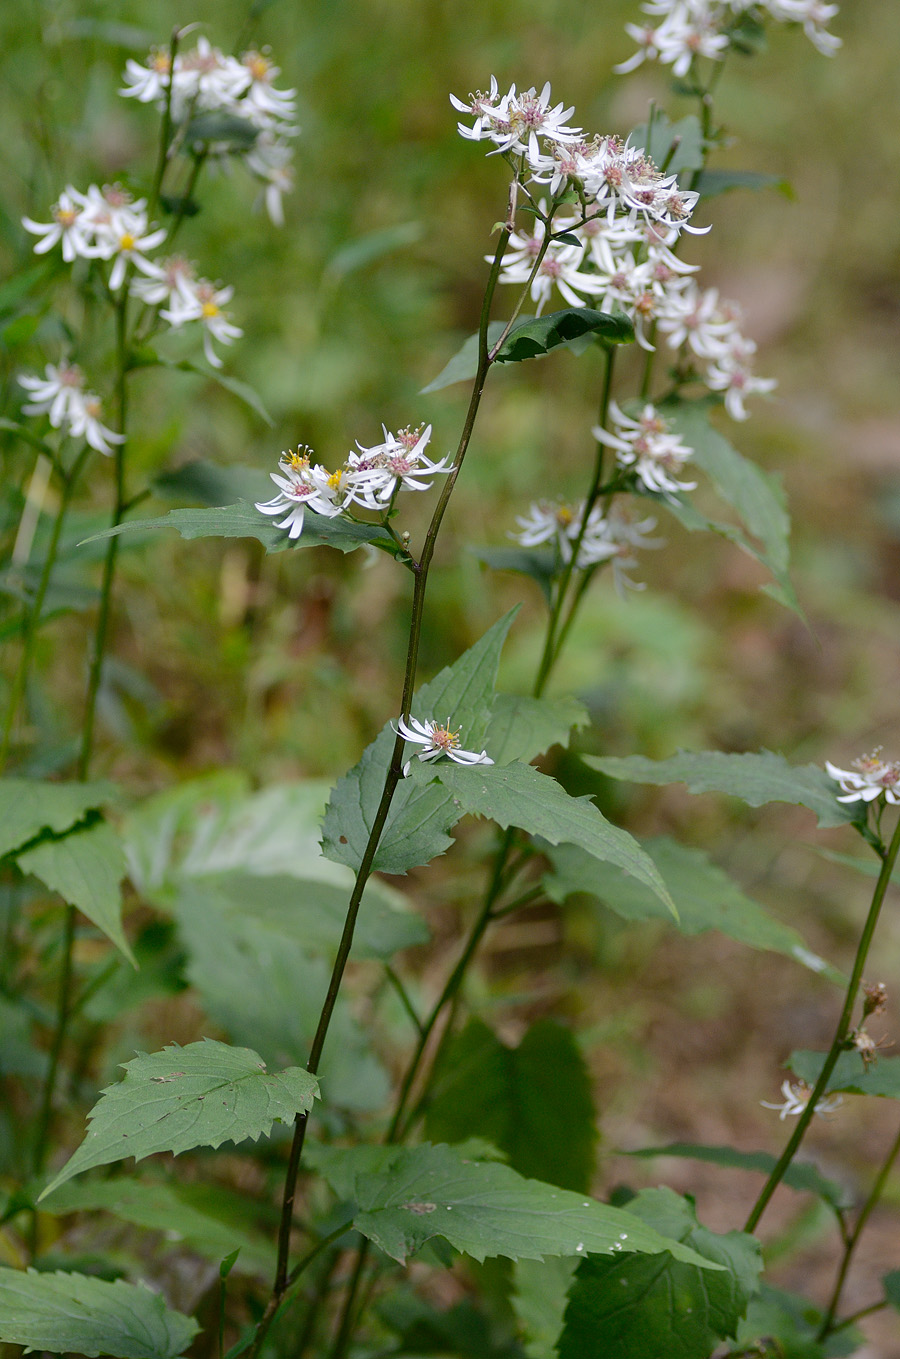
321;610;518;875
626;1143;850;1211
0;1268;198;1359
421;321;508;393
513;1257;578;1359
543;836;842;983
425;1018;597;1192
407;761;673;911
486;693;588;766
789;1050;900;1099
81;500;396;555
557;1187;761;1359
40;1039;319;1198
17;819;134;965
0;777;116;858
587;750;854;829
41;1177;274;1277
309;1142;723;1267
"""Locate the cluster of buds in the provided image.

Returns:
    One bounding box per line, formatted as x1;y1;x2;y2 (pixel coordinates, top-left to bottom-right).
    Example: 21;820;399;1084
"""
255;426;452;541
849;982;891;1071
617;0;841;77
121;37;298;225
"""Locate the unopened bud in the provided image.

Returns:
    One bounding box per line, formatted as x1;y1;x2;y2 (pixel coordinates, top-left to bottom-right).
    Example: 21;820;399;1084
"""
863;981;887;1018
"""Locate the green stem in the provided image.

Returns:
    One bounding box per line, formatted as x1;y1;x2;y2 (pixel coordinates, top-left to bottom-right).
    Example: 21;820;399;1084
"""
79;295;129;780
0;445;90;770
146;26;183;224
32;904;76;1178
817;1115;900;1339
328;1242;370;1359
745;811;900;1233
247;217;513;1359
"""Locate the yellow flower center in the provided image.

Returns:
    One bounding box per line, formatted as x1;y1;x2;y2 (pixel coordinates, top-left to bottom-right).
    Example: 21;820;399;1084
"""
201;301;220;319
119;232;136;251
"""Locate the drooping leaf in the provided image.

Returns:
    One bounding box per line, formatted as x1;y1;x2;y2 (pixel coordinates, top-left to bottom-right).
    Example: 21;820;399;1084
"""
493;308;633;364
626;1142;850;1212
557;1187;762;1359
40;1039;319;1198
0;777;116;858
406;761;674;911
421;309;632;392
543;836;842;983
128;349;274;426
668;402;791;581
694;168;790;198
325;221;424;281
310;1142;723;1267
321;610;518;876
472;545;556;603
425;1019;597;1192
486;694;588;766
41;1177;274;1277
0;1268;198;1359
789;1050;900;1100
174;896;389;1111
81;501;396;555
18;820;134;965
512;1257;578;1359
630;113;704;175
586;750;855;829
421;321;508;393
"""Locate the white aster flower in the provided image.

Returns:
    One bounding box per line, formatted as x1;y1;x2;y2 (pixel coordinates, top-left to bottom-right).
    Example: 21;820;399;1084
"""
493;206;603;315
345;424;451;508
704;339;777;421
161;279;242;368
235;50;297;127
394;715;493;778
826;750;900;806
593;401;697;499
254;446;349;540
244;132;296;226
19;363;123;455
450;78;581;157
67;391;126;455
129;254;197;306
761;1079;843;1121
765;0;841;54
22;187;108;262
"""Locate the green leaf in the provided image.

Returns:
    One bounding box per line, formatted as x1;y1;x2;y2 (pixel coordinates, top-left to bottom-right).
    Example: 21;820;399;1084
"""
129;350;274;426
17;820;134;965
884;1269;900;1312
630;114;705;175
184;111;260;147
789;1049;900;1099
626;1142;850;1212
41;1177;274;1277
493;308;633;364
153;459;271;506
0;777;115;858
173;892;390;1111
321;610;519;876
0;1267;197;1359
557;1187;761;1359
82;500;398;555
407;761;674;912
736;1284;860;1358
325;221;424;282
486;694;588;766
512;1257;578;1359
310;1143;724;1267
543;836;842;983
0;995;47;1078
425;1019;597;1192
421;322;508;393
472;545;556;603
586;750;855;829
40;1039;319;1198
694;168;790;199
667;402;791;583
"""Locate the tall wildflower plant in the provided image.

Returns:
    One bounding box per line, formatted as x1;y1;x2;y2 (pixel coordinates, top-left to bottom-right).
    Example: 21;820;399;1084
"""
2;6;899;1359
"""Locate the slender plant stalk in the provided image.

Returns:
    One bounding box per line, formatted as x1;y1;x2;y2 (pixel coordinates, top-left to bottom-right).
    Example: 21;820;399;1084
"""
817;1114;900;1339
745;811;900;1233
247;219;514;1359
0;444;90;770
32;904;76;1178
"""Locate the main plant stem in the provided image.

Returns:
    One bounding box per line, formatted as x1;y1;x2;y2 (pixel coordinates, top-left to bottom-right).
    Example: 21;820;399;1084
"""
248;221;513;1359
745;813;900;1233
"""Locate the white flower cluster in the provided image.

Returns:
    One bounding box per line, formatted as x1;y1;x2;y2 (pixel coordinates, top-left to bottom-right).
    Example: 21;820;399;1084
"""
617;0;840;76
512;500;662;589
394;715;493;778
594;401;697;498
826;750;900;806
22;186;243;370
120;38;298;225
454;80;702;238
255;425;452;540
18;363;124;456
